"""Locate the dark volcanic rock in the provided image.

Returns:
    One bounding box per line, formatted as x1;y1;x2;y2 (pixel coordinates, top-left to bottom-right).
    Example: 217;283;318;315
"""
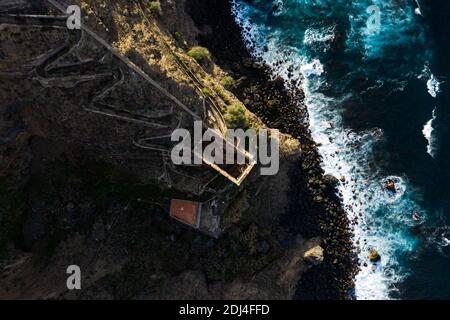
186;0;357;299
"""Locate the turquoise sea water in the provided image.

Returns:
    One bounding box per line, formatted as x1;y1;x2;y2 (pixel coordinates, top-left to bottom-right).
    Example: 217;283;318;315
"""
232;0;450;299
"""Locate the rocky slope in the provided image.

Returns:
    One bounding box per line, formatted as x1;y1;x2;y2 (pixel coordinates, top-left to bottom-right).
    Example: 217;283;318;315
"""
0;0;355;299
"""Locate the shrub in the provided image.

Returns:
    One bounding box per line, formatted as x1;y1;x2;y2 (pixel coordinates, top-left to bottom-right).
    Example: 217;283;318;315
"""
187;46;211;62
220;76;236;88
214;86;231;105
173;31;182;40
224;102;249;129
202;87;212;97
149;1;162;15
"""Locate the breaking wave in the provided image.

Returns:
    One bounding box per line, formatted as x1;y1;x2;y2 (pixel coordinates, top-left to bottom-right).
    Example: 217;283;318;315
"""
422;107;437;157
232;0;430;299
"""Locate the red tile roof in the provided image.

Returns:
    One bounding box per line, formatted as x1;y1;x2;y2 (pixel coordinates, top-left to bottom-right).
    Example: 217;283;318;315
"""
169;199;199;227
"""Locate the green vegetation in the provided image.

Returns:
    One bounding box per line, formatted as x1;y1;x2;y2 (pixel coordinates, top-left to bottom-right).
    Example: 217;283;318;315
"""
201;87;212;97
214;86;231;105
173;31;182;40
220;75;236;88
187;46;211;63
149;1;162;15
224;102;249;129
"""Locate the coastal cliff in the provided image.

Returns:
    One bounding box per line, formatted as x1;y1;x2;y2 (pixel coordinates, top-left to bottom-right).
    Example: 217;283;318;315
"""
0;0;356;299
186;0;357;299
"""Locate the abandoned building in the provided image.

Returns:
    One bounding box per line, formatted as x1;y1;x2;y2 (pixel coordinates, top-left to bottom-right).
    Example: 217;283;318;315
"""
169;198;224;238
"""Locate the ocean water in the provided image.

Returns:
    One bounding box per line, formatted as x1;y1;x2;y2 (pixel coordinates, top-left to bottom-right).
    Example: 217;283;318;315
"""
232;0;450;299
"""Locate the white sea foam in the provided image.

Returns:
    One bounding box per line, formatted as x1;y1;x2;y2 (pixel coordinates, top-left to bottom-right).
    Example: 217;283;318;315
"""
303;27;336;45
423;107;437;157
300;59;324;77
231;0;418;300
271;0;284;16
427;75;440;98
303;76;412;300
414;0;423;16
419;65;439;158
420;65;441;98
429;226;450;250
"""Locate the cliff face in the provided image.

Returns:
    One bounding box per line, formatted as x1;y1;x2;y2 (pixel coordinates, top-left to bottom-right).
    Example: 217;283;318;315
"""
186;0;357;299
0;0;354;299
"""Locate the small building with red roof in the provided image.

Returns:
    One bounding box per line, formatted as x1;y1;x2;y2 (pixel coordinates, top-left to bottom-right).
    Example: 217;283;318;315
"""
169;199;201;228
169;198;224;238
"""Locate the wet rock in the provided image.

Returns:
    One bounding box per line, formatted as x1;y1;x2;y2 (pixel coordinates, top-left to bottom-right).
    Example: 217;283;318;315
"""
384;180;396;193
304;245;324;265
187;0;357;299
368;249;381;263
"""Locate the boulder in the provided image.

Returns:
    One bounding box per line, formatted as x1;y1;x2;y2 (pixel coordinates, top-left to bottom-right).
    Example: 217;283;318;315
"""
368;249;381;263
303;245;324;266
384;181;396;193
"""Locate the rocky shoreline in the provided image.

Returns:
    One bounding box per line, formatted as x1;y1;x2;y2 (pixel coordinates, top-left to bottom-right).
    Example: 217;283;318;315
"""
0;0;356;299
186;0;358;299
